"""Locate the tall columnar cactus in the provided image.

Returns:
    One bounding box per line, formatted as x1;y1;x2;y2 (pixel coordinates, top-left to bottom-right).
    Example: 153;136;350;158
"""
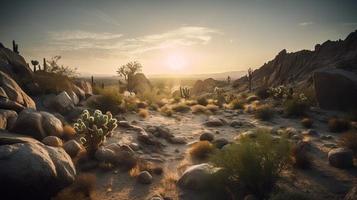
74;110;118;156
91;76;95;87
12;40;19;54
43;58;47;72
180;86;191;99
248;68;253;92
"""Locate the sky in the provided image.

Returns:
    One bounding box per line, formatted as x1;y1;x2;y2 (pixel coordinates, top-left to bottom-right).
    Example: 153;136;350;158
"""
0;0;357;76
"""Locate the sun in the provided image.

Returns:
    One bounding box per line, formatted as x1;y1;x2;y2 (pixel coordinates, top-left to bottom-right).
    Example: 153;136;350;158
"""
166;53;187;71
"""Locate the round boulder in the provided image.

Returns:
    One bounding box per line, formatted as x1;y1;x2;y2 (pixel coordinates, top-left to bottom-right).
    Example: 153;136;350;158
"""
199;131;215;142
137;171;152;184
328;148;353;168
63;139;83;158
42;136;63;147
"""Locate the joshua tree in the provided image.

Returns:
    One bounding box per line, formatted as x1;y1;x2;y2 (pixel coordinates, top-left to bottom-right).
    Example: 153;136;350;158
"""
31;60;39;72
180;86;191;99
12;40;19;54
248;68;253;92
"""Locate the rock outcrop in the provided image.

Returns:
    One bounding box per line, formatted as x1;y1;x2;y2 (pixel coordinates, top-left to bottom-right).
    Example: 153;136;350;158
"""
11;109;63;140
127;73;153;94
191;78;221;96
313;68;357;110
233;30;357;91
0;70;36;112
0;132;76;199
0;109;17;129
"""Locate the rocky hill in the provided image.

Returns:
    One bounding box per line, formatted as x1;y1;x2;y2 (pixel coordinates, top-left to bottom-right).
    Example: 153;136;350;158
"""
234;30;357;90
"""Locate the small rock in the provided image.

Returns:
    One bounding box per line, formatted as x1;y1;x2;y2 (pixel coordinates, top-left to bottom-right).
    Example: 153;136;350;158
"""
320;135;333;140
118;120;131;128
63;140;83;158
323;143;338;148
137;171;152;184
292;134;302;140
213;138;229;149
199;131;215;142
129;142;140;151
95;147;116;163
328;148;353;168
203;117;224;127
302;129;319;137
42;136;63;147
169;136;187;144
230;120;242;127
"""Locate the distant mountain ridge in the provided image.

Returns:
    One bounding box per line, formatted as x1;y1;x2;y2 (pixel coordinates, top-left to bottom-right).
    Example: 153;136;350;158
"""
148;70;246;80
234;30;357;90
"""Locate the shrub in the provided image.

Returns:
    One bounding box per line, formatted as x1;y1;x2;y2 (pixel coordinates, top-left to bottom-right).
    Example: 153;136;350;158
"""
189;141;215;160
172;103;191;113
301;118;313;128
191;105;207;114
339;131;357;156
254;105;274;121
210;129;291;198
63;124;76;141
87;88;123;114
53;173;96;200
34;72;75;94
328;118;351;132
256;87;270;99
74;110;118;156
197;96;209;106
206;104;219;113
230;98;245;110
138;109;149;118
291;142;312;169
284;96;309;117
160;105;173;117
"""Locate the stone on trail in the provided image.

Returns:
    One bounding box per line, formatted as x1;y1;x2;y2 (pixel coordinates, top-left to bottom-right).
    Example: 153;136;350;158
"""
137;171;153;184
328;148;353;168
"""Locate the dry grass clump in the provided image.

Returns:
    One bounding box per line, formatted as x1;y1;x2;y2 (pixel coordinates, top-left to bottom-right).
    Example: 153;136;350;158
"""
189;141;215;159
206;104;219;113
157;98;169;108
160;105;173;117
62;124;76;140
229;98;245;110
291;142;312;169
87;88;123;114
171;103;191;113
191;105;208;114
254;105;274;121
283;97;309;117
185;100;197;106
155;171;179;199
53;173;96;200
130;161;163;177
328;118;351;132
339;131;357;156
138;109;149;118
301;118;313;128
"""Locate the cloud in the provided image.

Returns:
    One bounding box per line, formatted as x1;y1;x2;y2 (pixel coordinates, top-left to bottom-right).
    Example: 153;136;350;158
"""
47;26;221;54
298;21;314;26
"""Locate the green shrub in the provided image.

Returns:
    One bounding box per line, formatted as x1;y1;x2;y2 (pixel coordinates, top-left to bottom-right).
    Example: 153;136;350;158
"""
255;105;274;121
197;96;209;106
284;96;309;117
230;98;245;110
74;110;118;156
328;118;351;132
210;129;291;198
87;88;123;114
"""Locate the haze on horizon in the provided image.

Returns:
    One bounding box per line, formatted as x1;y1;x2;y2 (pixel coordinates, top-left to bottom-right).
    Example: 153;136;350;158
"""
1;0;356;76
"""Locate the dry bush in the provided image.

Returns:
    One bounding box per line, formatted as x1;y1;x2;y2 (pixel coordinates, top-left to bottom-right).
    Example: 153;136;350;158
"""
34;71;75;94
284;97;309;117
256;87;270;99
63;124;76;141
191;105;207;114
254;105;274;121
291;142;312;169
53;173;96;200
229;98;245;109
328;118;351;132
87;88;123;114
189;141;215;160
301;118;313;128
138;109;149;118
339;131;357;156
197;96;209;106
130;160;163;177
157;98;169;108
185;100;198;106
160;105;173;117
206;104;219;113
172;103;191;113
155;171;179;199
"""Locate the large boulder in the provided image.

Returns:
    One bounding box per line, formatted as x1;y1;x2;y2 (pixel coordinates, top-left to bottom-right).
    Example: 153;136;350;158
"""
178;163;222;190
328;148;354;168
0;132;76;199
52;91;75;113
11;109;63;140
127;73;152;94
314;68;357;110
74;80;93;96
0;109;17;129
0;46;39;94
0;71;36;112
191;78;220;96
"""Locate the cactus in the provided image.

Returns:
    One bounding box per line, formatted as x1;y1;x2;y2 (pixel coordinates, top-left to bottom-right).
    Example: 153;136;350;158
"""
74;109;118;156
180;86;190;99
248;68;253;92
43;58;47;72
91;76;95;87
12;40;19;54
31;60;39;72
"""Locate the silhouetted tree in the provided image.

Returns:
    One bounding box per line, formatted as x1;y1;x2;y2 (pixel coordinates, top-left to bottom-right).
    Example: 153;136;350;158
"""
248;68;253;92
31;60;39;72
116;61;142;81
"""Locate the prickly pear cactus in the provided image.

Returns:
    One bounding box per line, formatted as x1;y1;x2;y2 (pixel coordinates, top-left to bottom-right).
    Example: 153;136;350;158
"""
74;109;118;156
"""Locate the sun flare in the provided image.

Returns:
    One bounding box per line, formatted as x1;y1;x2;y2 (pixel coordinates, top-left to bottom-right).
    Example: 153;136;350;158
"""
166;53;187;71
